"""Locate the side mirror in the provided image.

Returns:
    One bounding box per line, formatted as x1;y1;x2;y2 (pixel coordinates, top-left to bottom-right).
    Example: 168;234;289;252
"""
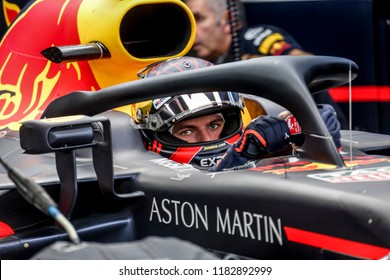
20;115;104;154
19;115;143;218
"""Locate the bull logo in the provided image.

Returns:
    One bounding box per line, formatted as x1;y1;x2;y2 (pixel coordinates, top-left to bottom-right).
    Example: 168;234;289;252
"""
0;53;63;130
0;0;99;131
0;0;195;131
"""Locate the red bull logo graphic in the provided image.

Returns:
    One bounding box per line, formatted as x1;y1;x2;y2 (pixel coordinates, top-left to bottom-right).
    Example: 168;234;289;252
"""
254;160;337;175
0;0;99;131
0;0;195;131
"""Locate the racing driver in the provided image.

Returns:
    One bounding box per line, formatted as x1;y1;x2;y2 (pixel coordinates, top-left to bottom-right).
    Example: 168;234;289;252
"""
129;56;341;172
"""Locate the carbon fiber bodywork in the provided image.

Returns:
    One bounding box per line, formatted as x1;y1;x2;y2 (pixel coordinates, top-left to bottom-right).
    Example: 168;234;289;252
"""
1;56;390;259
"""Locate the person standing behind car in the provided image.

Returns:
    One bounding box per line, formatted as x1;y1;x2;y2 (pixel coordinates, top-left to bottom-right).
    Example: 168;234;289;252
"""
183;0;311;63
183;0;348;128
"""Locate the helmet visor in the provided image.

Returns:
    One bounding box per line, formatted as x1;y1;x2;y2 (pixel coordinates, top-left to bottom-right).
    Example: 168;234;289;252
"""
146;91;243;132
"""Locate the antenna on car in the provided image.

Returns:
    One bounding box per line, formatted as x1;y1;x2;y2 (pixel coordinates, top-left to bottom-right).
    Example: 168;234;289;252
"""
0;157;81;245
348;62;353;166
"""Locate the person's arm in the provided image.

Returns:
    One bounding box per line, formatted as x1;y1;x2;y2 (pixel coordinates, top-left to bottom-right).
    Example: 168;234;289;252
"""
210;116;290;172
240;24;310;57
210;104;341;172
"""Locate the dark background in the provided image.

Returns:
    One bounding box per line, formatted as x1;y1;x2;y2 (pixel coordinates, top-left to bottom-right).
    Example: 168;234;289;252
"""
242;0;390;134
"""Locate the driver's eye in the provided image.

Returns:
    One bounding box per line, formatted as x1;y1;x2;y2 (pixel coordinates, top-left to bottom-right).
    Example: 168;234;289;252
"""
179;129;192;136
209;123;220;130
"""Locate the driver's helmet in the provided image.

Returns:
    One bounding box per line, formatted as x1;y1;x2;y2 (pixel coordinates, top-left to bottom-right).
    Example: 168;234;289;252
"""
130;56;245;170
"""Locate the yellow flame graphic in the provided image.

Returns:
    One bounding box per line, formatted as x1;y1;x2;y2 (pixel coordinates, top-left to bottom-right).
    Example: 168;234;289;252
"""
2;0;21;26
0;53;60;130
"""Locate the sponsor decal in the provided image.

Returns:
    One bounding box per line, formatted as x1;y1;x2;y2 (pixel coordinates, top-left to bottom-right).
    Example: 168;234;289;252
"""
243;26;265;41
149;197;283;245
308;166;390;183
251;155;390;175
150;158;198;172
170;110;192;123
200;156;222;168
152;97;171;110
202;142;226;151
269;41;291;56
253;159;337;175
285;115;301;135
258;32;284;55
170;173;191;181
149;198;390;259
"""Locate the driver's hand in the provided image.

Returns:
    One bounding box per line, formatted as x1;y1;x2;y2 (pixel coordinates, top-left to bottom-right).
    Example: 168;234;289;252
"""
235;116;291;159
209;116;290;172
279;104;341;149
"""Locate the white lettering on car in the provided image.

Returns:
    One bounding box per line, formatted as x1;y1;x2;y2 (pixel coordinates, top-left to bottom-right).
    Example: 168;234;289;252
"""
200;156;222;167
216;207;283;245
149;197;209;231
150;197;283;245
150;158;198;172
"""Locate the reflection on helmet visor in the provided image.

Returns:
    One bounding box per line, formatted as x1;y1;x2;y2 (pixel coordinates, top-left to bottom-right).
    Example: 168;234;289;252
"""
147;91;243;131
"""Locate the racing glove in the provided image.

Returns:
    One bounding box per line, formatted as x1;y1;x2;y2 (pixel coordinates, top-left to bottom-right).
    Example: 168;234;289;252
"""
279;104;341;149
210;116;290;172
279;111;304;147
